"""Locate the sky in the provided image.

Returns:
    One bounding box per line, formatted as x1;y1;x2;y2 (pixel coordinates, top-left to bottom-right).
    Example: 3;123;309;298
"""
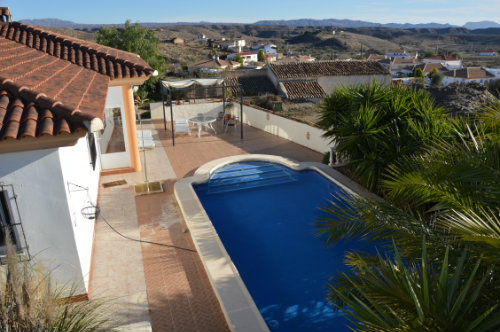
1;0;499;26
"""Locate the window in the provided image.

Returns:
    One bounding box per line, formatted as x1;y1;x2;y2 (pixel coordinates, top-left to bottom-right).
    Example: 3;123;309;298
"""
87;132;97;171
0;185;29;262
0;190;17;249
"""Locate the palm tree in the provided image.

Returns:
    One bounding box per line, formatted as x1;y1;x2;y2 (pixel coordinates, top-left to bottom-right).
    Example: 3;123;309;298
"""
317;101;500;331
319;83;450;191
329;242;499;332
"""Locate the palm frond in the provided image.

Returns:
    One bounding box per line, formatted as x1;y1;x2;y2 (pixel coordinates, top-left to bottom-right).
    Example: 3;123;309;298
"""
328;241;500;332
441;207;500;255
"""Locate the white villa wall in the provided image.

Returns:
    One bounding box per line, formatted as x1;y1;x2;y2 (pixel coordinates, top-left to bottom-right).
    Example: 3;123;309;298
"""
0;148;87;294
229;104;331;153
442;76;496;86
317;74;391;95
423;59;462;70
150;101;331;153
59;136;101;292
150;101;224;121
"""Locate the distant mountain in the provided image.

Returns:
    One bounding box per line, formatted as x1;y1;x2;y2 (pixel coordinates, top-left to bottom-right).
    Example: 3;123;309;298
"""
18;18;241;28
19;18;95;28
255;19;457;29
255;19;384;28
19;17;500;30
463;21;500;29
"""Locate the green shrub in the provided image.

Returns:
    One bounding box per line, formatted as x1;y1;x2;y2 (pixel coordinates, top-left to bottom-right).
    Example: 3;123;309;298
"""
319;83;451;191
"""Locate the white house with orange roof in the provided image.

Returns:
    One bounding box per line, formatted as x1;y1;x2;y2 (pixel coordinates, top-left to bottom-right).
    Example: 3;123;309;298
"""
442;67;496;86
423;55;462;70
227;52;259;65
0;7;153;298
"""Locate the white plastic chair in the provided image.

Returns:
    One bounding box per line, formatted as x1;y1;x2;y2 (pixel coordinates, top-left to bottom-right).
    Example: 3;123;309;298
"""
225;115;238;133
137;129;155;149
175;118;191;135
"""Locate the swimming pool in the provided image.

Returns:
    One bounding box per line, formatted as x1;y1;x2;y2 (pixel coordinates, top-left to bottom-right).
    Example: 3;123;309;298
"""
188;158;363;332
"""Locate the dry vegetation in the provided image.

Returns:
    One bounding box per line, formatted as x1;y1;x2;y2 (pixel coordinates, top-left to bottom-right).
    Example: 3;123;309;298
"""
43;24;499;67
0;239;114;332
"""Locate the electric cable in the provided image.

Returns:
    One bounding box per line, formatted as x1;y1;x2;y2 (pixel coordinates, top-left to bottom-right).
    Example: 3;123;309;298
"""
94;205;197;253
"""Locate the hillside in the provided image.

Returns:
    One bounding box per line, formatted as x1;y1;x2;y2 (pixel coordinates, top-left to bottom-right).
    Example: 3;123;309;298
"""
40;24;500;67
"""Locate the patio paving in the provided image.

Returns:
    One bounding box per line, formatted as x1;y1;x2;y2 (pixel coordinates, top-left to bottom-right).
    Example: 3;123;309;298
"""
89;118;322;332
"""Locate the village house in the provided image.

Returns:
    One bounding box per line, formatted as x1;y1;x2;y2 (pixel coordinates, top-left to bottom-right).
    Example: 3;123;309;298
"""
264;53;277;63
413;62;446;75
252;44;278;55
442;67;496;86
220;39;246;53
227;52;258;65
385;51;418;60
423;55;462;70
0;8;153;298
389;58;423;77
478;50;498;56
266;60;391;101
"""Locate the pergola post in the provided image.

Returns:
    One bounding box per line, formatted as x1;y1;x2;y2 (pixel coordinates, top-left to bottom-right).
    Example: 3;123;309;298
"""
240;86;243;140
169;88;175;146
162;87;167;131
159;79;243;144
222;82;226;124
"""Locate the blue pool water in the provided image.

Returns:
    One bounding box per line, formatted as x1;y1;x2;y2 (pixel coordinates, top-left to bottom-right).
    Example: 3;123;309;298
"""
194;161;360;332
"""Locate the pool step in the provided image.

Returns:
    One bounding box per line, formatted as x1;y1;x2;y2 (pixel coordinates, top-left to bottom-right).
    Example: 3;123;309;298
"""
211;164;282;179
206;163;297;194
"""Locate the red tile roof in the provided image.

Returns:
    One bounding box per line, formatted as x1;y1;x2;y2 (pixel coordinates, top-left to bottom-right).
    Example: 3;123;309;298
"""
444;67;495;79
414;62;445;73
269;60;389;79
280;80;326;100
0;22;153;80
0;86;87;141
0;11;153;150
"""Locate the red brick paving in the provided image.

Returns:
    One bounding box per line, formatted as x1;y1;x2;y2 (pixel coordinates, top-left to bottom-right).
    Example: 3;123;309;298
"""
136;180;229;332
155;119;322;179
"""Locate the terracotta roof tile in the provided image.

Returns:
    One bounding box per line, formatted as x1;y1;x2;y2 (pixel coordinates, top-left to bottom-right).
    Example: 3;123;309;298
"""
269;60;389;79
0;88;86;141
0;37;109;123
0;15;152;149
444;67;495;79
425;55;459;61
224;72;277;96
0;22;154;79
414;62;445;73
281;80;326;101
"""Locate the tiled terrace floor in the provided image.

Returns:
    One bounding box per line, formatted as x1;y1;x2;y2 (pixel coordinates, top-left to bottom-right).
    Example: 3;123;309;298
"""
89;118;322;332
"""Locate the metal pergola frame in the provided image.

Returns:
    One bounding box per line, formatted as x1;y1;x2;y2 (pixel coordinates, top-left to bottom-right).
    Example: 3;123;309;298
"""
160;79;244;146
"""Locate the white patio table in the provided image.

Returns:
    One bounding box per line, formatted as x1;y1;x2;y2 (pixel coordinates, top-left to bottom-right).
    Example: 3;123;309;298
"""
188;115;217;138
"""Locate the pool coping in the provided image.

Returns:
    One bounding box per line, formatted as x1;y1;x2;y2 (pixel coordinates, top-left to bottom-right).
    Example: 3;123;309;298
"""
174;154;377;332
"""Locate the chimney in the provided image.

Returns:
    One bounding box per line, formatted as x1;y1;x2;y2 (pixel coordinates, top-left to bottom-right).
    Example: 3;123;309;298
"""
0;7;12;22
